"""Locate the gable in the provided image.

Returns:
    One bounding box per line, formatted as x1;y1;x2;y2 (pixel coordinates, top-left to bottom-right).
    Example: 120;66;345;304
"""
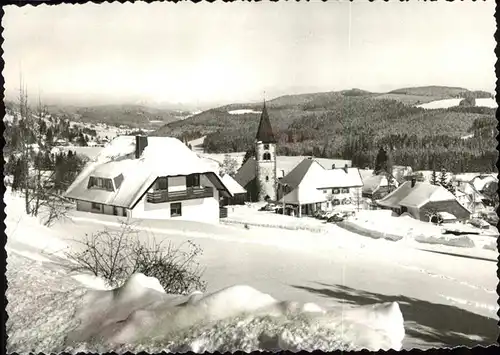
420;200;471;220
280;159;324;189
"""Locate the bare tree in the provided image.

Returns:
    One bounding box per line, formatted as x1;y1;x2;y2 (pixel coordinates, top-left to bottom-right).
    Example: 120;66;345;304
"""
17;75;32;215
220;154;239;177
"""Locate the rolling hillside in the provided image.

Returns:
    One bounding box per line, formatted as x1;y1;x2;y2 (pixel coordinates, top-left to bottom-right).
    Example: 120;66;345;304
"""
44;104;191;129
153;86;497;174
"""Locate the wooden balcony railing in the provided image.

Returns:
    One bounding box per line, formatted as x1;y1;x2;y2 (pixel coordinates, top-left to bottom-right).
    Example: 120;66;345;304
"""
146;186;214;204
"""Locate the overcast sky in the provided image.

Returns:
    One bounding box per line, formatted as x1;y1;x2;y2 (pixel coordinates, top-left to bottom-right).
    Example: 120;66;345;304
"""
3;0;496;107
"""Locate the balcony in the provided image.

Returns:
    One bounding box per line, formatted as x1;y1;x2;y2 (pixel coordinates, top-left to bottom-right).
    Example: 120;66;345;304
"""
146;186;214;204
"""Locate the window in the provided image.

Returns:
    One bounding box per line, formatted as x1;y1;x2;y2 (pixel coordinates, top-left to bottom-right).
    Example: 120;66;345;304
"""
342;188;350;194
186;174;200;188
264;144;269;150
263;152;271;161
156;177;168;190
103;179;113;191
88;176;114;191
332;189;340;194
171;202;182;217
265;176;269;182
332;199;340;206
91;202;102;212
323;190;327;194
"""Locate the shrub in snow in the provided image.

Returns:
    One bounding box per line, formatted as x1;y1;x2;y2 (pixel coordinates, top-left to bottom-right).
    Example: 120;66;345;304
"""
66;219;207;295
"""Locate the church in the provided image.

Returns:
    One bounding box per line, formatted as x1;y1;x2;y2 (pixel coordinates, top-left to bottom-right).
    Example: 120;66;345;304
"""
234;101;278;202
234;101;363;216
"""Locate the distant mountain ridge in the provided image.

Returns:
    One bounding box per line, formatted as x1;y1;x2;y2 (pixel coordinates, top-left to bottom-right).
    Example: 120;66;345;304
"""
42;103;193;129
152;85;497;174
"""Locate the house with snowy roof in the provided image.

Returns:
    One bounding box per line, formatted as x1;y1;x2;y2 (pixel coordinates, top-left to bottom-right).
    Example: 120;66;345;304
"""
361;173;399;200
277;158;363;217
454;182;487;215
64;135;234;224
376;180;471;222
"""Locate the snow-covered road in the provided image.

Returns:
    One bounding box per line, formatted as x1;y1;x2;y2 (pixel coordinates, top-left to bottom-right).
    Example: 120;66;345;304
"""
53;213;499;349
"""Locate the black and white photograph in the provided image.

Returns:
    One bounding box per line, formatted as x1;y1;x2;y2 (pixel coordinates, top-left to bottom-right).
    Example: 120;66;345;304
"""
2;0;498;352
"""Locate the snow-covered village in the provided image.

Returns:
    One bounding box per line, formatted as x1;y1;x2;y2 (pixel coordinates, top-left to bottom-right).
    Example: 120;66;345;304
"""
2;1;499;353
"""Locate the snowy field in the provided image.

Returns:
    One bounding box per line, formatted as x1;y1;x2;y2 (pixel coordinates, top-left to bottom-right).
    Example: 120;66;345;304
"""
416;97;497;109
5;190;499;351
228;109;262;115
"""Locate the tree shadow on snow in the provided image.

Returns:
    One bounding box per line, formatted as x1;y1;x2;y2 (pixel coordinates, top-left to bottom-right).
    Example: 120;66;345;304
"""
291;282;499;348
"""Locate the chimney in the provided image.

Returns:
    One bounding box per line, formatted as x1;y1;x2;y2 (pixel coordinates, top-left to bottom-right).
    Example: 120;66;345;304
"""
135;135;148;159
281;170;285;178
411;178;416;188
331;164;336;169
343;164;348;173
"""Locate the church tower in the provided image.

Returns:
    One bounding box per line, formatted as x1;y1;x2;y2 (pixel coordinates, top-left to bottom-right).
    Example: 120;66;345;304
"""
255;101;277;201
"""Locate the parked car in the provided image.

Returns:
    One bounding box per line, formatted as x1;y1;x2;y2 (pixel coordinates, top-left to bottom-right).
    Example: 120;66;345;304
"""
259;203;277;212
313;210;329;220
327;213;344;223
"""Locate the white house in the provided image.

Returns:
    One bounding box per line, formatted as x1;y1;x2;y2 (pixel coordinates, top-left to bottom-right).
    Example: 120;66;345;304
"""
277;157;364;217
65;135;234;224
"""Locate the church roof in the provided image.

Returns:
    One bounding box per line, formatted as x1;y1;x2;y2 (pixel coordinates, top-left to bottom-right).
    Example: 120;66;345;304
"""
234;157;257;188
255;101;277;144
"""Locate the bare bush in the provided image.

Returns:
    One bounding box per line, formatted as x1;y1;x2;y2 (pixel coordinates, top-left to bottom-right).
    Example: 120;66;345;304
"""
66;219;207;294
38;193;73;227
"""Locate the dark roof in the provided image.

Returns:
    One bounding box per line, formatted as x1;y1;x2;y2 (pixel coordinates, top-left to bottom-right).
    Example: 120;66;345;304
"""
255;101;277;144
234;157;257;188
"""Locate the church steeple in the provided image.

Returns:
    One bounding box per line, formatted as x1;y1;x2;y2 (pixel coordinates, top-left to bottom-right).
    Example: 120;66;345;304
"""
255;100;276;144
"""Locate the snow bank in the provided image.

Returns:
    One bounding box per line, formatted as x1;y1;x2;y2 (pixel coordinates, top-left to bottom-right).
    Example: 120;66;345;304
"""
64;273;405;352
228;109;262;115
5;191;71;258
338;221;403;242
414;234;475;248
482;240;497;251
341;210;494;250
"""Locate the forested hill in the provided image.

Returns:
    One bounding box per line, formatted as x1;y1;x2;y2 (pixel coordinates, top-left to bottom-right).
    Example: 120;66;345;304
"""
153;86;497;173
